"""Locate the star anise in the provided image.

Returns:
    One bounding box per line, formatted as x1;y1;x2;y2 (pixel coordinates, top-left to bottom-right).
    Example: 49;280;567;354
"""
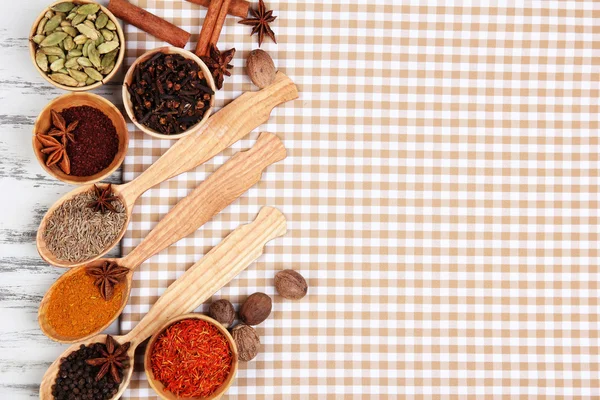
89;184;118;213
36;134;71;174
200;45;235;90
86;335;130;384
47;109;78;143
239;0;277;47
86;261;129;301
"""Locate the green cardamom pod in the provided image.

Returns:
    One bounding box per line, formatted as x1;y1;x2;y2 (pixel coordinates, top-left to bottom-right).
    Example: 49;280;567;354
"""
40;46;65;57
65;57;80;69
105;20;116;31
100;29;114;41
60;20;71;27
39;32;68;47
58;67;69;74
86;13;97;21
50;58;65;72
36;17;48;35
97;40;118;54
43;15;63;33
63;26;77;37
77;57;93;67
102;61;115;75
54;27;64;32
32;34;46;44
68;68;88;83
76;4;100;15
83;20;96;30
55;11;67;18
67;49;82;58
66;11;76;20
35;51;49;72
50;73;79;87
76;23;99;41
84;77;95;85
63;36;74;51
47;55;59;63
101;49;118;67
45;11;54;19
84;67;103;81
94;33;104;47
71;13;86;26
87;43;101;68
73;34;88;45
95;13;109;29
51;2;75;13
82;40;89;57
57;40;65;50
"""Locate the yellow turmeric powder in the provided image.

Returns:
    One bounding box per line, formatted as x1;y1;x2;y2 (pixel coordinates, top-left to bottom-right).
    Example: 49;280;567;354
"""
45;268;125;339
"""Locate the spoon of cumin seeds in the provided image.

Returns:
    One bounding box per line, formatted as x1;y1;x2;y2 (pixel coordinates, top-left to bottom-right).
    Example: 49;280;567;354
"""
38;133;286;343
36;72;298;267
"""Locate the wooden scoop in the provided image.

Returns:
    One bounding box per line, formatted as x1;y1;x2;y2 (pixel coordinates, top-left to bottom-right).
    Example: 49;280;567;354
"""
37;72;298;268
38;133;286;343
39;206;286;400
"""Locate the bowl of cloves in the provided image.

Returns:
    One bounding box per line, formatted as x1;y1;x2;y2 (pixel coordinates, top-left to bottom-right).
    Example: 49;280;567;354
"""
122;47;216;140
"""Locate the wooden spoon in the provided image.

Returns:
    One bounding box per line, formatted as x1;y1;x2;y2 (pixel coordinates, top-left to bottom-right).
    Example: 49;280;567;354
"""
39;206;286;400
37;71;298;268
38;133;286;343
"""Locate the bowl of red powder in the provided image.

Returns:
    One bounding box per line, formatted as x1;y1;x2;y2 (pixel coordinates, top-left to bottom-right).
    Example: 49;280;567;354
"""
145;314;238;400
33;92;128;184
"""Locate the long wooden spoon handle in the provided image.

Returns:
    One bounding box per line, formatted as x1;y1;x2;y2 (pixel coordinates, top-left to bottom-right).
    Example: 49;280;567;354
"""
121;206;286;344
119;72;298;204
121;132;286;268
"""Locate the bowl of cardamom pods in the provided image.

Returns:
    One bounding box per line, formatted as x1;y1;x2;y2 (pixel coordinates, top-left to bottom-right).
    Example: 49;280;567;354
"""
29;0;125;91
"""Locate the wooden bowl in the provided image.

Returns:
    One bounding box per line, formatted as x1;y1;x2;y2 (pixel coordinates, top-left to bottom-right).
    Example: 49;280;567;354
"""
144;314;238;400
122;47;216;140
29;0;125;91
32;92;129;184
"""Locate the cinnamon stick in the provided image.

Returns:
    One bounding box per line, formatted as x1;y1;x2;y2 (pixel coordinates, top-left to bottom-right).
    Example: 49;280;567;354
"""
185;0;249;19
108;0;191;48
194;0;231;57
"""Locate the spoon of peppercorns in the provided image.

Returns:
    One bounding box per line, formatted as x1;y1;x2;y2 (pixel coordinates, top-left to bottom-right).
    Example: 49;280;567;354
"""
39;207;286;400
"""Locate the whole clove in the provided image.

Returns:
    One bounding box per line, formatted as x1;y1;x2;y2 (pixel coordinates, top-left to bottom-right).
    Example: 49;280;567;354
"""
127;53;214;135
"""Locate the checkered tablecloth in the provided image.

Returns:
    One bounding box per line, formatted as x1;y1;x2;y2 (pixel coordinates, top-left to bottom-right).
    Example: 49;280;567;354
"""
120;1;599;398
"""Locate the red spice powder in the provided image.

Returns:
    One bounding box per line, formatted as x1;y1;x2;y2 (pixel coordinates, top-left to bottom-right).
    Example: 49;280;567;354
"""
61;106;119;177
150;319;233;398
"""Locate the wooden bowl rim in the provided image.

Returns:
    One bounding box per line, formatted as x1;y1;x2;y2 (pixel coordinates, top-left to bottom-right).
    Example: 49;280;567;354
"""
37;261;133;343
36;182;131;268
122;46;216;140
32;92;129;185
29;0;126;92
144;313;239;400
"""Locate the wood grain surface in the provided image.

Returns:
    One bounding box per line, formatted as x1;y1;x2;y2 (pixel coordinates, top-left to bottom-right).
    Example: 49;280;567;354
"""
0;1;122;398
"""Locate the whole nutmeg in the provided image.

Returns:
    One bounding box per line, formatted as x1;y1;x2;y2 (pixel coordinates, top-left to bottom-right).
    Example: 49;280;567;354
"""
246;49;276;89
231;324;260;361
239;292;272;325
209;299;235;328
275;269;308;300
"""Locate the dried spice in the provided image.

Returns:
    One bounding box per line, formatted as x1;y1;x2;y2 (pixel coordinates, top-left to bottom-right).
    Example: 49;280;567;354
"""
239;292;272;325
86;335;130;383
61;106;119;177
86;261;129;301
246;49;276;88
48;109;78;143
209;299;236;328
31;2;121;87
150;319;233;398
36;134;70;174
231;324;260;361
43;188;126;262
239;0;277;47
274;269;308;300
52;341;125;400
89;184;118;213
126;52;214;135
200;45;235;90
45;268;125;339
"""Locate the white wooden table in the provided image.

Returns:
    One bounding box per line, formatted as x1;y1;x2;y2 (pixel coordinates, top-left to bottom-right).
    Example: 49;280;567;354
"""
0;1;121;397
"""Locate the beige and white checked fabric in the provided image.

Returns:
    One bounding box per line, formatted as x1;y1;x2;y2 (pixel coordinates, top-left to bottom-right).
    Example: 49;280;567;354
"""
120;1;599;398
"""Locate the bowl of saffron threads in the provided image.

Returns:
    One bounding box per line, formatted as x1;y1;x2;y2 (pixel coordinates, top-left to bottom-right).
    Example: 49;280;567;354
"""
145;313;238;400
122;47;216;140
